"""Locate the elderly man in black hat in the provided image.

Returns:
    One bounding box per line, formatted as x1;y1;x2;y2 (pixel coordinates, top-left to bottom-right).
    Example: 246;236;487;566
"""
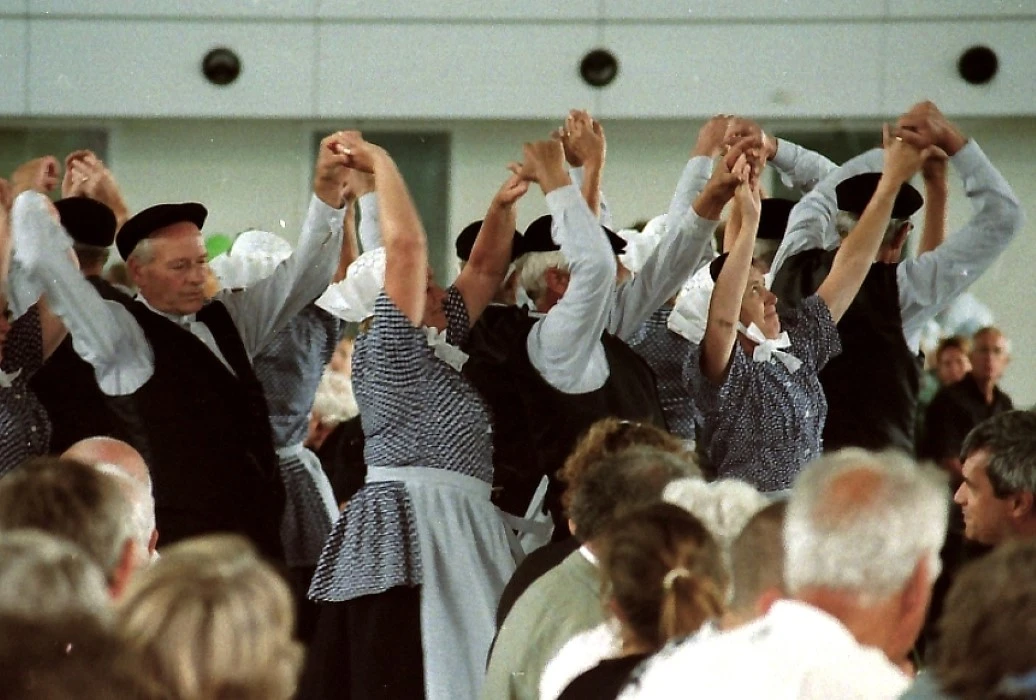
30;196;133;453
770;101;1023;454
7;132;354;560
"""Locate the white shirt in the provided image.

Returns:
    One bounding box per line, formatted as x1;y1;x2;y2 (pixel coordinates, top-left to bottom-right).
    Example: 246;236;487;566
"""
10;192;344;396
770;140;1022;353
528;159;720;394
618;600;909;700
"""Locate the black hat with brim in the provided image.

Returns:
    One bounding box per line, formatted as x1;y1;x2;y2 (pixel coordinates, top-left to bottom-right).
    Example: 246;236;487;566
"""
758;198;796;242
835;173;923;220
54;197;118;248
455;220;524;262
521;214;627;255
116;202;208;260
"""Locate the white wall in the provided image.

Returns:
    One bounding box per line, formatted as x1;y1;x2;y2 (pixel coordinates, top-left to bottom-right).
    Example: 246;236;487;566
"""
4;115;1033;405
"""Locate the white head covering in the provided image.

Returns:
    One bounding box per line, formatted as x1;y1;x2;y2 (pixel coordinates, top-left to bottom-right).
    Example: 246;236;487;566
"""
641;213;668;239
662;477;770;551
667;263;715;344
616;227;663;275
315;247;387;322
208;229;293;289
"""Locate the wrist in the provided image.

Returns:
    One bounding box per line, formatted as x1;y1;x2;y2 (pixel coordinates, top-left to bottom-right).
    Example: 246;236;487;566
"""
943;132;967;156
692;189;727;220
766;136;779;161
539;170;572;195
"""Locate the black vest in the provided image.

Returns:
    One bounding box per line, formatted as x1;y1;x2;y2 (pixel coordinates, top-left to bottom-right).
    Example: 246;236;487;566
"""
30;277;132;453
106;299;285;560
465;305;667;528
771;248;922;453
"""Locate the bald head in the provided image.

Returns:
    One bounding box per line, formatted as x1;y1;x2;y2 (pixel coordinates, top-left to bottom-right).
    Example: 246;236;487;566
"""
63;437;150;490
63;438;157;565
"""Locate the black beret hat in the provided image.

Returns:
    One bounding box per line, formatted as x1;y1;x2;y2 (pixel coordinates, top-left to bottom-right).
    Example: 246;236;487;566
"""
758;198;796;242
454;220;524;262
835;173;923;220
116;202;208;260
709;253;729;282
54;197;118;248
521;214;627;255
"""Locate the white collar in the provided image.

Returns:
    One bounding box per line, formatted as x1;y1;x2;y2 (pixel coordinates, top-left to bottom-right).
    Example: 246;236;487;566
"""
136;294;197;327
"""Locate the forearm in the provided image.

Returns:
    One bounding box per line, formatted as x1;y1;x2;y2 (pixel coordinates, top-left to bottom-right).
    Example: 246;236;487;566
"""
819;179;898;321
918;177;948;254
221;194;345;354
579;160;603;218
357;192;381;252
769;138;838;194
703;219;755;381
771;148;884;275
10;192;143;377
376;154;428;325
334;201;359;283
466;201;516;282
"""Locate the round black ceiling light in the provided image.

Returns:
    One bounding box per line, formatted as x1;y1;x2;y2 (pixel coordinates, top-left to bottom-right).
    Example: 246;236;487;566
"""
957;45;998;86
202;48;242;86
579;49;620;88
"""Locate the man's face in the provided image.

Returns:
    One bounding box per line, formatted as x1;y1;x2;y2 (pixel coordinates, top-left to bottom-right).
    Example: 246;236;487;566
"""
936;347;970;385
954;449;1015;545
130;223;210;316
970;331;1010;385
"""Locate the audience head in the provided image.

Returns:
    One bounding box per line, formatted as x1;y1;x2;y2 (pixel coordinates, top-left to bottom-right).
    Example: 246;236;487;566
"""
785;449;948;661
560;418;698;515
0;530;110;621
955;410;1036;545
969;326;1011;386
727;500;787;627
934;335;971;385
662;477;770;552
0;612;160;700
63;436;158;566
567;446;700;546
116;535;302;700
599;503;727;653
0;457;137;597
932;538;1036;700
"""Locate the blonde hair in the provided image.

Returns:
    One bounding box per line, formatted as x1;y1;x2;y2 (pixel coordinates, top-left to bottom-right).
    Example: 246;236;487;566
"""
116;535;302;700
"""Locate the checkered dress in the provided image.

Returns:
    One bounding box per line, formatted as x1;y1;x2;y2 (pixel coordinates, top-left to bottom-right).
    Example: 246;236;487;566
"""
0;307;51;476
309;287;493;601
684;295;842;491
627;303;700;440
253;305;343;567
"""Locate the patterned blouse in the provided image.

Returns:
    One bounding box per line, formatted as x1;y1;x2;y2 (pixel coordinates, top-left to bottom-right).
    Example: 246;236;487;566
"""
253;304;343;448
627;303;700;440
0;307;51;476
309;287;492;601
684;295;841;491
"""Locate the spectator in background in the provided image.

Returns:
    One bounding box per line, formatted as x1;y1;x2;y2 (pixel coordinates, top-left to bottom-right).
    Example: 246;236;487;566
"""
63;436;159;567
954;410;1036;547
496;418;698;630
621;449;948;699
920;327;1013;481
0;611;161;700
0;457;138;599
116;534;302;700
483;447;699;700
547;504;728;700
0;530;110;621
904;538;1036;700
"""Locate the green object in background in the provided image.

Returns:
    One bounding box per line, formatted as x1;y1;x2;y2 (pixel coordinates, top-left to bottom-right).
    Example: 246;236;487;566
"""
204;233;233;260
